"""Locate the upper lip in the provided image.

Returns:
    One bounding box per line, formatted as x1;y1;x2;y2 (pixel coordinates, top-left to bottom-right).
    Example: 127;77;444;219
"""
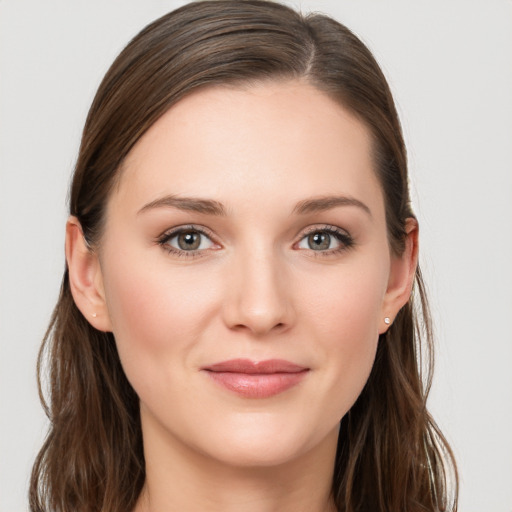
203;359;308;374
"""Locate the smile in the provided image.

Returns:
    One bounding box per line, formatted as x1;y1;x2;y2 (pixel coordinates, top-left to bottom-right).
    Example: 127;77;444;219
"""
202;359;310;398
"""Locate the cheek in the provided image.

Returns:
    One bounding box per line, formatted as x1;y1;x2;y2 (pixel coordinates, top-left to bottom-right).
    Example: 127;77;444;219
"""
299;258;387;413
100;254;221;390
304;258;387;344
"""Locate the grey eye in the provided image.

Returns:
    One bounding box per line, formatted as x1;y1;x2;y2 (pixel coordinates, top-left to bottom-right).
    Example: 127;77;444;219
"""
166;230;215;251
297;230;342;251
307;232;331;250
177;231;202;250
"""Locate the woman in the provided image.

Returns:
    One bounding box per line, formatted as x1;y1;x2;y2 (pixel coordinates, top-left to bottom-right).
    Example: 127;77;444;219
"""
30;1;458;511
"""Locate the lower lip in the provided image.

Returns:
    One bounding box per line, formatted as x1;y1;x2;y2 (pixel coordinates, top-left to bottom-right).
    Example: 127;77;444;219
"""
204;370;309;398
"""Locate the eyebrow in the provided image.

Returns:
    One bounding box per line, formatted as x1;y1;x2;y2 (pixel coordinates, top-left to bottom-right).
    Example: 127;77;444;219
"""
292;195;372;217
138;194;371;217
138;195;227;216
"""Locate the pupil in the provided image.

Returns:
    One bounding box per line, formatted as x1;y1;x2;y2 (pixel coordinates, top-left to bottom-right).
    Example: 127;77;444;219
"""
309;232;330;250
178;231;200;250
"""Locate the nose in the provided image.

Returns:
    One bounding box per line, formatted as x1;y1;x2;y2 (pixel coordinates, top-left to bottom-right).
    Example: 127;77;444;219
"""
222;247;295;337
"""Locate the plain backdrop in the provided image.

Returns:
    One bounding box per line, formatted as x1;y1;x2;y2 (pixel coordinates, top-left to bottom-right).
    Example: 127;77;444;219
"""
1;1;511;511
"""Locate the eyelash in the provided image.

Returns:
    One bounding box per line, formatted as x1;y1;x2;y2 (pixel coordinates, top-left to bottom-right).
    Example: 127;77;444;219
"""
156;224;354;259
298;225;355;257
157;224;217;259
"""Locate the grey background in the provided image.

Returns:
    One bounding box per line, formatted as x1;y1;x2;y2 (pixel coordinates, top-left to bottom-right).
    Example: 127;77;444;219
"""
1;1;511;510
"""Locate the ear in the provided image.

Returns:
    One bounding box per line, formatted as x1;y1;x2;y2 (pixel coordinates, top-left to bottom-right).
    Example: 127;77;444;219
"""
379;218;419;334
65;216;112;332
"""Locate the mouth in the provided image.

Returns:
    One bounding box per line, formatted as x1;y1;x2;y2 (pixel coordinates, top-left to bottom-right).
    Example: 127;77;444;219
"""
201;359;310;398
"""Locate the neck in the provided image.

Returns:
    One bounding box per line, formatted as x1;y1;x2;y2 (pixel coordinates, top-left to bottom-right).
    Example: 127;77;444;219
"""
134;414;339;512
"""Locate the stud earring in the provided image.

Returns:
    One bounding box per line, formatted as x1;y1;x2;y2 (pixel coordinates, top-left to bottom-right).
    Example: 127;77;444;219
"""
92;312;97;318
384;317;391;325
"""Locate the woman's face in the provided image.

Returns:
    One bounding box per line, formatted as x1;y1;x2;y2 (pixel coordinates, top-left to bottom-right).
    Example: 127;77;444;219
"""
90;81;409;467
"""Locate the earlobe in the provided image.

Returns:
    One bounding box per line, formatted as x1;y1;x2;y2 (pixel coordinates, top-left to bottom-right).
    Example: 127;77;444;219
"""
65;217;112;332
379;218;419;334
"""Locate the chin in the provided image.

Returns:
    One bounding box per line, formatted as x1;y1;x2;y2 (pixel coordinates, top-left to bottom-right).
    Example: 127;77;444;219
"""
196;413;336;469
208;440;309;469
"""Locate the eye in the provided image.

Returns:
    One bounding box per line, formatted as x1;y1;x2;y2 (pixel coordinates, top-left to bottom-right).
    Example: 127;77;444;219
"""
296;226;354;254
158;226;217;256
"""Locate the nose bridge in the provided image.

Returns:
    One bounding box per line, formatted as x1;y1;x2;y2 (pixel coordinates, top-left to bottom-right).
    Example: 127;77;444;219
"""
223;240;293;335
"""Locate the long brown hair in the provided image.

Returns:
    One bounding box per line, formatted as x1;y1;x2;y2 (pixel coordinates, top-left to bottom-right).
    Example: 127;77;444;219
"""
30;1;458;510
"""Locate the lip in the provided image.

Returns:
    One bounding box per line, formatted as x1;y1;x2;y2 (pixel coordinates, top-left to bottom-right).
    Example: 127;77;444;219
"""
202;359;309;398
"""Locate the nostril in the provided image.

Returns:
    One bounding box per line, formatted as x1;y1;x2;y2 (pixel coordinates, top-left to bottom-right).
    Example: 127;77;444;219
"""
221;269;294;335
229;320;288;336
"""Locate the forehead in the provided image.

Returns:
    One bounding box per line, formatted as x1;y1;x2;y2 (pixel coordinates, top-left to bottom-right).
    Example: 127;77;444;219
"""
113;80;383;217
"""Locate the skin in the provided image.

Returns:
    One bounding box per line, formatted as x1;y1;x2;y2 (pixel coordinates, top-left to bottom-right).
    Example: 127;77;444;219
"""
66;80;418;512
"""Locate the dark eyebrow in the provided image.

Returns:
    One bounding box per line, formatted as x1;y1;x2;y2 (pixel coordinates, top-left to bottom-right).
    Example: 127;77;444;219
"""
138;194;370;218
293;195;372;217
137;195;227;216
